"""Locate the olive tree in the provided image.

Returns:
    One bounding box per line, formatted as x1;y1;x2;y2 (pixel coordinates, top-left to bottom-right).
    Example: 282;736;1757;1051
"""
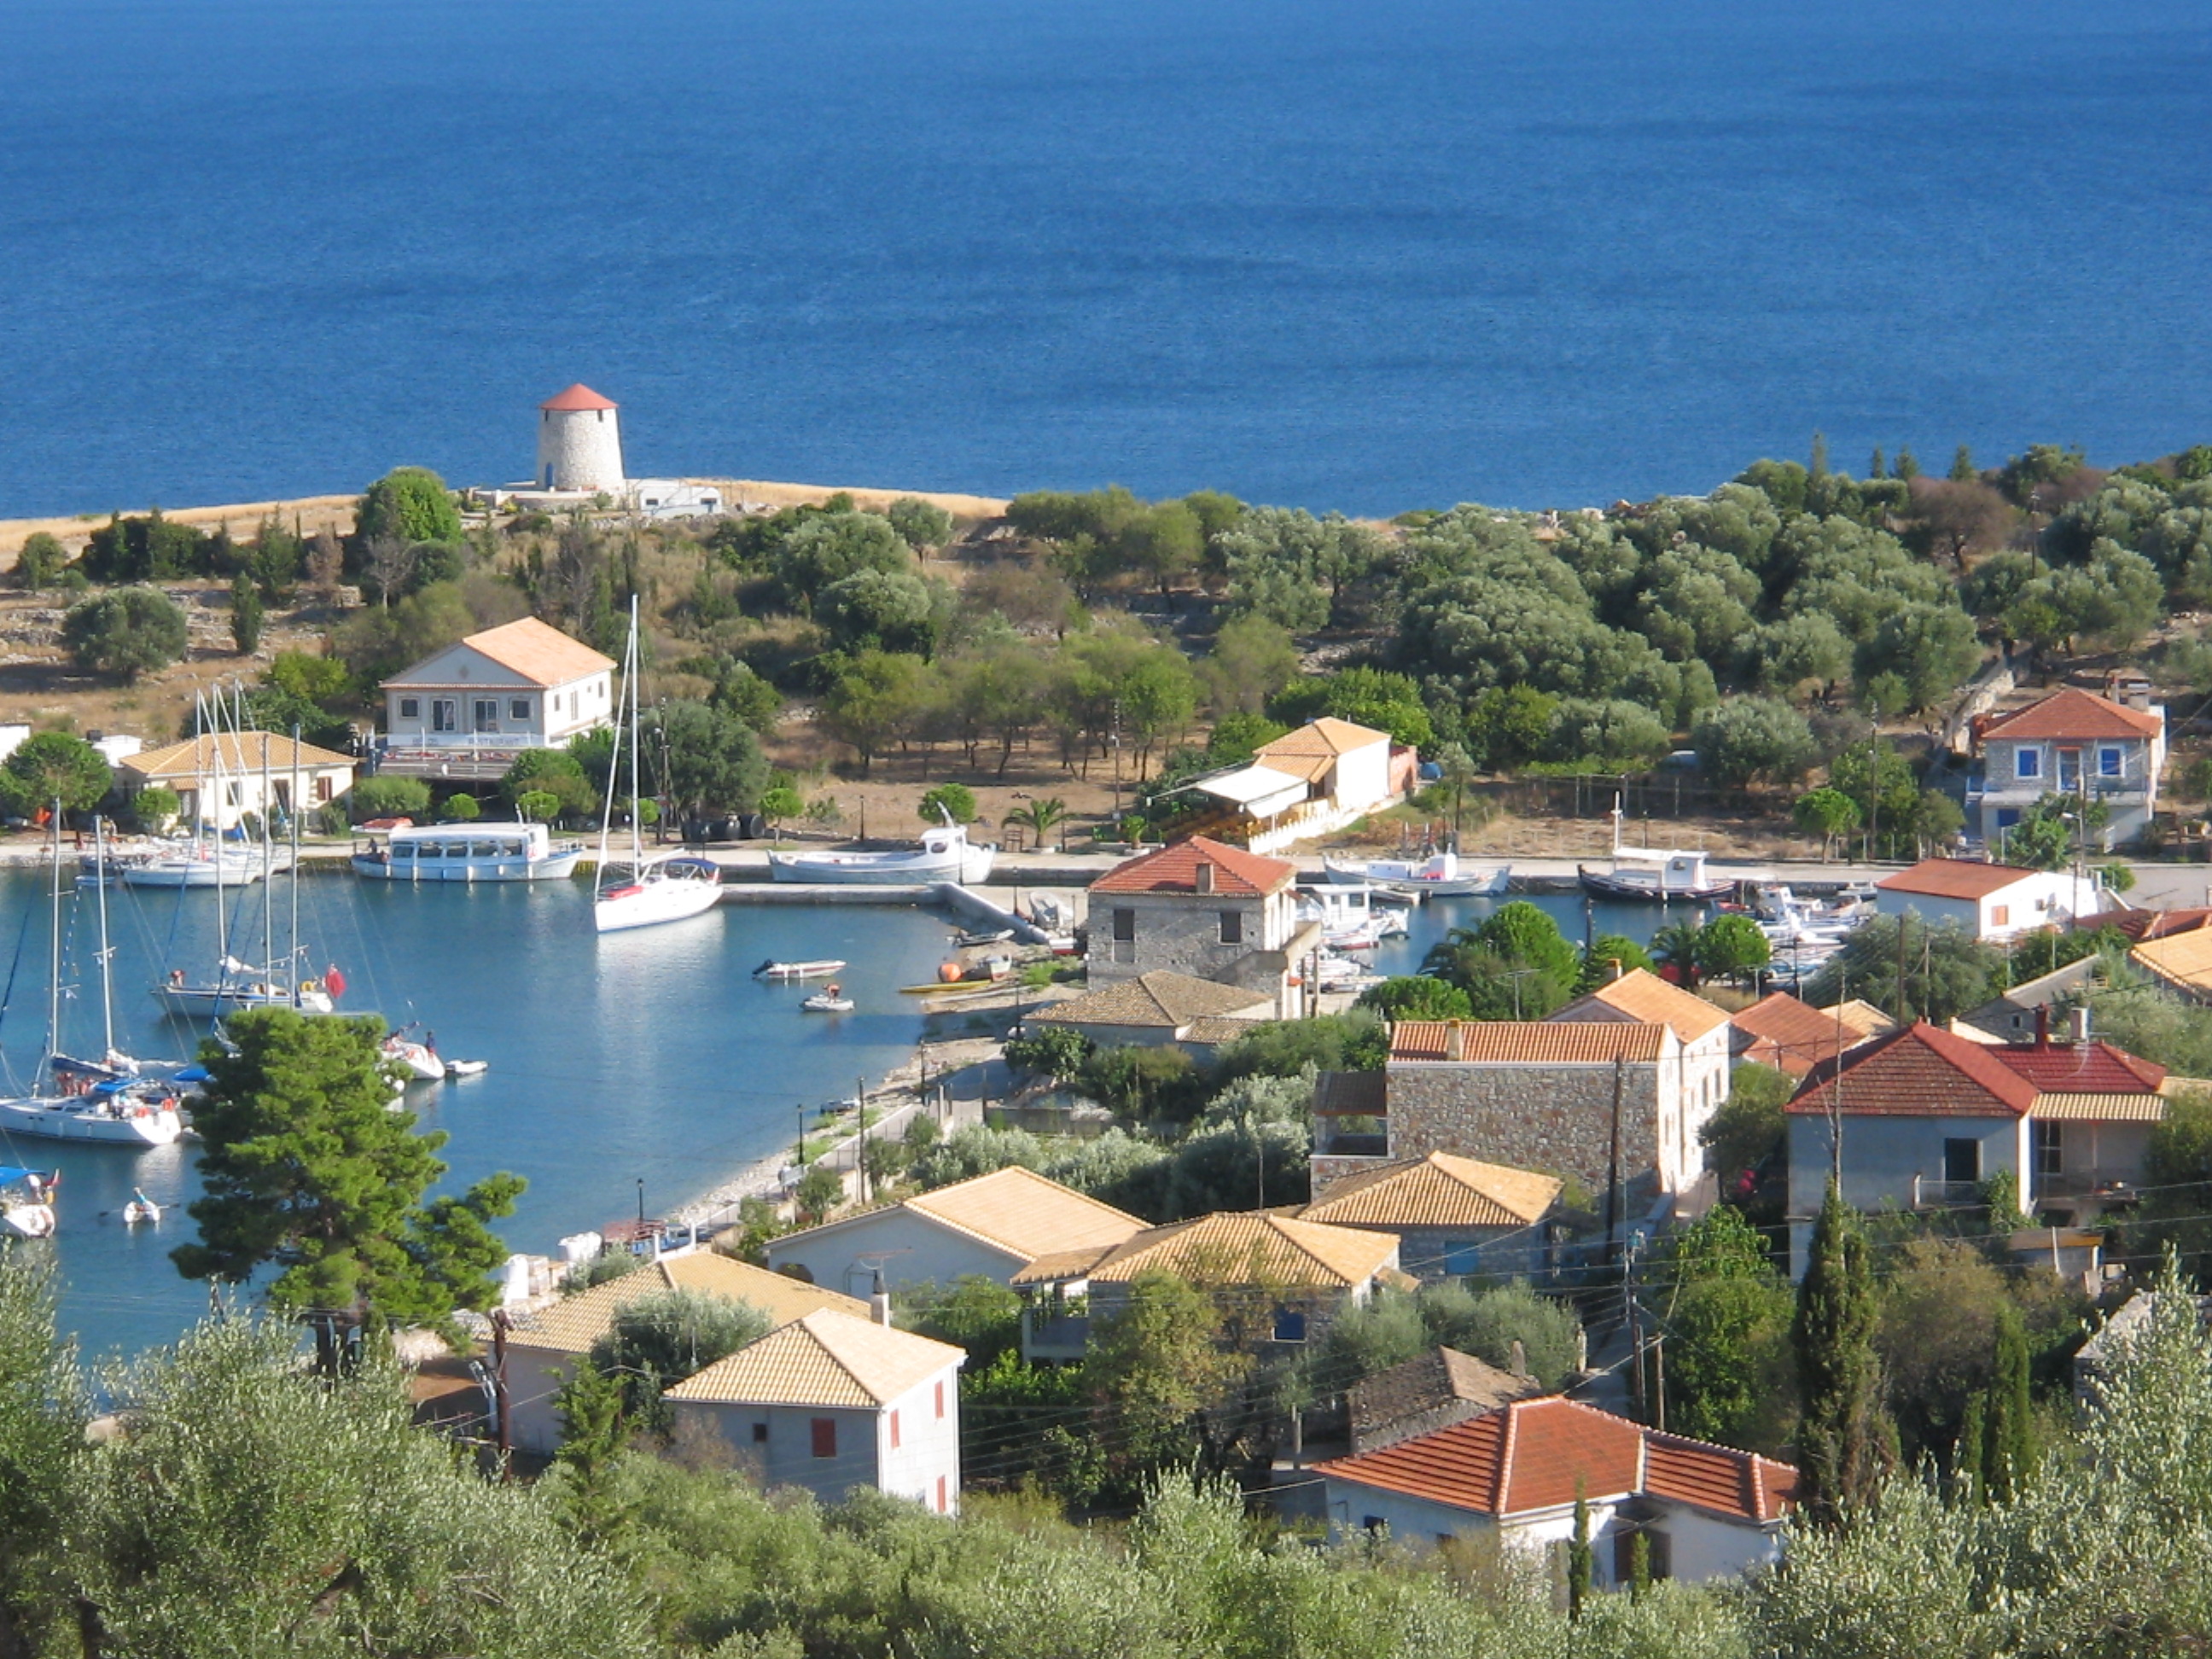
61;586;189;680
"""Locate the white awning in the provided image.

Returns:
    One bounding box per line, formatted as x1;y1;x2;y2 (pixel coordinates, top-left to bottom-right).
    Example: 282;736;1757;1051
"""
1193;764;1310;819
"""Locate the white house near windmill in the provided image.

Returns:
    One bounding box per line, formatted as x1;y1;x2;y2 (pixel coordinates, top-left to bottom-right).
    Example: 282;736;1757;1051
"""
536;384;625;493
375;616;616;781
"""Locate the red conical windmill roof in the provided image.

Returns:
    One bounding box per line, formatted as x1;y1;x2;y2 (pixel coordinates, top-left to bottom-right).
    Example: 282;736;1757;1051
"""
539;383;618;411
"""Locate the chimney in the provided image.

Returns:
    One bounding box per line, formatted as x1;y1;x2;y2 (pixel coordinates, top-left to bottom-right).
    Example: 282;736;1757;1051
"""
1508;1338;1528;1378
1194;859;1215;894
870;1269;893;1328
1610;957;1626;982
2070;1006;2092;1045
2034;1005;2050;1047
1445;1018;1466;1062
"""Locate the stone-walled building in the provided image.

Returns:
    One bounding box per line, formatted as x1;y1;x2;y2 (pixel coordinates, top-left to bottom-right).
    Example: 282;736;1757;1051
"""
1314;1021;1691;1234
536;383;625;492
1298;1150;1562;1281
1085;836;1321;1016
1348;1345;1551;1453
1548;968;1732;1137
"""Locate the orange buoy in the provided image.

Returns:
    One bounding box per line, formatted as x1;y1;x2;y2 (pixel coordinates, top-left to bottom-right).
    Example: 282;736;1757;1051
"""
937;960;964;983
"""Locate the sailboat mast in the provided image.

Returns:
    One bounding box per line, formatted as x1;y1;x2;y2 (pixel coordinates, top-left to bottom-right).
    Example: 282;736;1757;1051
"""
289;725;302;984
44;804;61;1068
95;814;114;1057
627;595;643;867
260;730;275;984
212;693;229;966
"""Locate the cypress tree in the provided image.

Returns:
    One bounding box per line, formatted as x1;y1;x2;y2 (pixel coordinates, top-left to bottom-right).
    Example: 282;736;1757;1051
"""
1810;430;1831;479
1895;446;1921;480
1869;447;1886;480
1954;1389;1985;1505
1982;1301;2038;1501
1567;1487;1592;1620
1949;444;1977;482
1793;1181;1890;1526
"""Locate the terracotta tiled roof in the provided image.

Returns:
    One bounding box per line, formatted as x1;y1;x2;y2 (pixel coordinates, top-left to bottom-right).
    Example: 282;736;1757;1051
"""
1390;1021;1668;1065
1730;991;1862;1077
1029;971;1273;1030
539;382;619;411
1317;1396;1796;1522
2133;929;2212;991
452;616;617;687
508;1254;865;1354
1876;859;2041;900
663;1309;963;1408
1820;999;1899;1041
1183;1015;1268;1045
1552;969;1731;1043
1256;716;1392;758
1981;687;2163;742
1016;1211;1398;1289
902;1167;1148;1260
1989;1041;2167;1094
1090;835;1297;897
1302;1152;1561;1230
2033;1092;2168;1121
1350;1347;1549;1447
1788;1022;2044;1119
121;731;356;782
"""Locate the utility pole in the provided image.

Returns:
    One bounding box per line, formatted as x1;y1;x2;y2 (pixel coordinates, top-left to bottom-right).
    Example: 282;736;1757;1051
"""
1604;1056;1624;1264
491;1308;512;1478
1626;1231;1644;1420
857;1075;870;1201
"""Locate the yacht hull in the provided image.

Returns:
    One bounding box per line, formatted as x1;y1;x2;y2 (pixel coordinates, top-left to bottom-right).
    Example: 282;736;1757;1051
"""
0;1098;183;1146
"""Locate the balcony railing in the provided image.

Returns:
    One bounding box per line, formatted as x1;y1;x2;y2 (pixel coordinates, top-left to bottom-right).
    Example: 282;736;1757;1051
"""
1022;1311;1091;1360
1912;1176;1982;1208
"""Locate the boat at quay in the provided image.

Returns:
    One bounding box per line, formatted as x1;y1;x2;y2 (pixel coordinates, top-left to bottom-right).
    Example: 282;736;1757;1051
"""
353;822;585;882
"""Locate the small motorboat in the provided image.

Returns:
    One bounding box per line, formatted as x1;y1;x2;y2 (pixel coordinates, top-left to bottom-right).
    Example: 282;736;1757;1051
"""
754;958;848;981
0;1168;57;1239
952;927;1015;949
443;1058;489;1079
122;1188;161;1225
802;984;854;1014
381;1031;447;1082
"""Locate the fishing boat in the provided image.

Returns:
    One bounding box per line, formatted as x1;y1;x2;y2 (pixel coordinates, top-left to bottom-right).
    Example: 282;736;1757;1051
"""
801;984;855;1013
952;927;1015;949
766;816;996;886
122;1188;161;1225
1577;802;1738;903
754;958;847;981
0;1170;56;1239
593;597;725;934
1321;850;1510;898
353;821;586;882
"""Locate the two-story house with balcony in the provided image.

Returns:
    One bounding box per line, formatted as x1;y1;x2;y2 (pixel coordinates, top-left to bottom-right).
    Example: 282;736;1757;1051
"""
375;616;615;781
1085;836;1321;1016
1971;685;2166;850
1784;1014;2177;1273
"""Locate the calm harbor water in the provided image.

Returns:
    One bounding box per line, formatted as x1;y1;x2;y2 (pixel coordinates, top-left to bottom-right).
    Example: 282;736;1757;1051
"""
3;0;2209;517
0;863;1700;1358
0;867;955;1360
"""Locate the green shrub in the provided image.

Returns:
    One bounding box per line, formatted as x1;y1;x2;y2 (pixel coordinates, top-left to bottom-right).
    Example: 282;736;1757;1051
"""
440;793;481;823
349;776;432;822
131;786;181;830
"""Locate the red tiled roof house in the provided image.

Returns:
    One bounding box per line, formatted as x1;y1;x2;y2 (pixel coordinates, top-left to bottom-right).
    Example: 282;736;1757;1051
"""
1784;1018;2174;1272
1874;857;2110;942
378;616;617;781
1315;1396;1796;1586
1086;836;1320;1016
1970;685;2166;852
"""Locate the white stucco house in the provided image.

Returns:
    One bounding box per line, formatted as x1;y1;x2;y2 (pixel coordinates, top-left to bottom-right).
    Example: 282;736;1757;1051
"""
1176;718;1409;854
667;1309;967;1515
499;1252;868;1456
1548;967;1734;1141
117;731;357;830
1314;1396;1798;1586
1970;685;2166;851
1874;858;2108;943
1784;1018;2174;1272
764;1167;1148;1298
375;616;615;782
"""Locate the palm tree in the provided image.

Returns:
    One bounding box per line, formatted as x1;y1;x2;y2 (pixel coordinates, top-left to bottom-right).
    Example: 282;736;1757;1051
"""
1003;795;1069;853
1650;920;1703;989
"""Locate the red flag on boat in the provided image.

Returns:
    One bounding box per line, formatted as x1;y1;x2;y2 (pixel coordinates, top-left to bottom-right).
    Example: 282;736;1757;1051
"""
324;964;347;999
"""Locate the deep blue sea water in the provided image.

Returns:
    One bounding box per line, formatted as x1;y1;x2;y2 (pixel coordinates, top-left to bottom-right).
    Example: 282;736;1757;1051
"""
3;0;2210;518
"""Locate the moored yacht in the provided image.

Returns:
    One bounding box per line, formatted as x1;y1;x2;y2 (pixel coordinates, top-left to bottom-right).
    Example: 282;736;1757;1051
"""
592;597;725;934
766;818;995;886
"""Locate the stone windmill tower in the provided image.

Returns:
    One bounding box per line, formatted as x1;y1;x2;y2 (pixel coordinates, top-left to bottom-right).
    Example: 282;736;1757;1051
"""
536;384;625;492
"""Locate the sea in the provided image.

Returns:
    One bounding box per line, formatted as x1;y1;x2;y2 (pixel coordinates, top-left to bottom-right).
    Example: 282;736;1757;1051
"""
0;864;1689;1358
3;0;2211;520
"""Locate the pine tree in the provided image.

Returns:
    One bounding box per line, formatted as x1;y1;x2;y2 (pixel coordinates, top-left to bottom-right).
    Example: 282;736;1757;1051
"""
1793;1181;1890;1526
1869;447;1886;480
1982;1301;2038;1501
1950;444;1977;482
1895;446;1921;480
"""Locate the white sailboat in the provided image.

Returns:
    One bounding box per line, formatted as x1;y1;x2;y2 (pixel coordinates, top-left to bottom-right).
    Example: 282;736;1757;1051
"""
593;597;724;934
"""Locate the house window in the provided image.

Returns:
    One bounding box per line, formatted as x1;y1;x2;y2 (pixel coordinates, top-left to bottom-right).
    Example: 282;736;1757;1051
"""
1442;1241;1481;1276
1111;908;1135;941
1614;1528;1673;1583
1990;905;2010;928
810;1418;837;1458
1361;1516;1386;1534
751;1422;768;1444
2099;746;2123;778
935;1381;945;1419
1220;910;1243;945
432;699;457;733
889;1410;901;1450
399;696;420;719
315;777;334;803
1943;1138;1982;1185
2016;748;2040;780
2034;1119;2064;1179
1273;1307;1308;1343
510;697;531;722
474;699;499;731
